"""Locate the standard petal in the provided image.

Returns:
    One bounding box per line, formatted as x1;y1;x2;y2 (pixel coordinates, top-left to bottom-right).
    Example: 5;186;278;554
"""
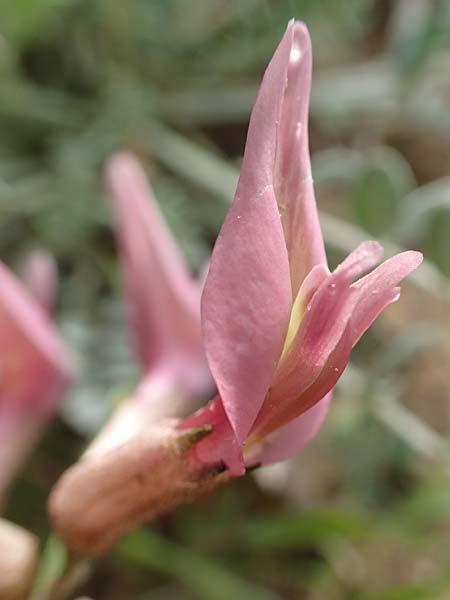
245;392;331;466
200;25;298;444
178;396;245;476
274;21;327;294
351;250;423;345
106;153;209;393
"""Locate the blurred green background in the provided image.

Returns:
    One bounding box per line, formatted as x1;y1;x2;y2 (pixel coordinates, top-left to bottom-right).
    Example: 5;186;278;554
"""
2;0;450;598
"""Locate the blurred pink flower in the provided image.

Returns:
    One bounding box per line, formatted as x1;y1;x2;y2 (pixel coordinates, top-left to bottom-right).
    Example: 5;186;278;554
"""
179;20;423;476
107;153;213;418
48;160;216;549
0;253;71;501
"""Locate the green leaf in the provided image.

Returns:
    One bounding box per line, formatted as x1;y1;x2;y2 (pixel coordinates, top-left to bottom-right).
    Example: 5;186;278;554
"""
424;209;450;277
393;178;450;242
117;528;283;600
241;509;369;550
350;144;417;237
351;167;400;235
0;0;78;44
29;535;67;600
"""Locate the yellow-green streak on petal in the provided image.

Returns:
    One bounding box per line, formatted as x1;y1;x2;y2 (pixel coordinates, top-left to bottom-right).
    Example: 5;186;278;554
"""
278;264;330;364
279;288;305;361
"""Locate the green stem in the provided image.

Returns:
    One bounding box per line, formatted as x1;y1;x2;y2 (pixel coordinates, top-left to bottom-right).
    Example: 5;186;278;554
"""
30;535;91;600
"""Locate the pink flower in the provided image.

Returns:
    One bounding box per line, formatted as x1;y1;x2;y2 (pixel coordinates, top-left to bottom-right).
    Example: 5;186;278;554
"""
0;253;71;501
104;154;211;429
47;21;424;554
48;159;215;548
179;20;423;476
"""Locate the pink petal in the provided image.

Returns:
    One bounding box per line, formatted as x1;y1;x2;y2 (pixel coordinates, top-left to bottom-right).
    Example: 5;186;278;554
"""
0;262;71;498
251;324;352;441
21;251;57;314
106;153;210;395
249;242;382;439
260;252;423;437
0;261;71;415
245;392;331;466
296;264;330;307
201;25;301;444
274;21;327;294
282;263;329;353
178;396;245;476
276;242;382;391
351;251;423;346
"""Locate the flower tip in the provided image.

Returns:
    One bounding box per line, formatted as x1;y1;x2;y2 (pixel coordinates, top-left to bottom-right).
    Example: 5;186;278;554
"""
290;19;310;37
106;153;152;204
410;250;424;267
105;152;151;222
106;151;139;186
395;249;424;276
286;20;311;63
353;240;385;264
391;249;424;272
362;239;384;254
